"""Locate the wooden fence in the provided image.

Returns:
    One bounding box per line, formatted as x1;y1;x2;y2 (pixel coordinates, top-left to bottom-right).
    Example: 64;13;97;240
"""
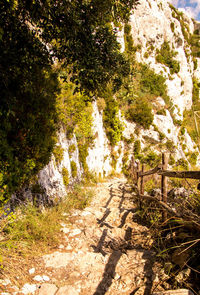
134;153;200;222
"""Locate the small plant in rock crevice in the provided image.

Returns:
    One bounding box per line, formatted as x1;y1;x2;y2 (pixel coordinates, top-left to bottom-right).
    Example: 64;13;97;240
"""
62;167;69;188
53;145;64;165
156;41;180;74
70;161;77;178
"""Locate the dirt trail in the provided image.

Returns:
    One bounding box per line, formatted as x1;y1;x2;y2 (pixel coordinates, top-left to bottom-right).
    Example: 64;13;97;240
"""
3;177;157;295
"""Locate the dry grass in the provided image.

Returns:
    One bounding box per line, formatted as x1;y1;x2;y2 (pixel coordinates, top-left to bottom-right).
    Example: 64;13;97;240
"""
0;184;94;289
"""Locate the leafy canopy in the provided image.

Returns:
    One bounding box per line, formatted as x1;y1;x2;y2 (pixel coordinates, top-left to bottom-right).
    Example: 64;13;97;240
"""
0;0;139;202
11;0;139;95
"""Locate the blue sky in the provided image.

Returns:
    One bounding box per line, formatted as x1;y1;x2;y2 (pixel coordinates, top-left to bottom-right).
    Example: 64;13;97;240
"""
169;0;200;21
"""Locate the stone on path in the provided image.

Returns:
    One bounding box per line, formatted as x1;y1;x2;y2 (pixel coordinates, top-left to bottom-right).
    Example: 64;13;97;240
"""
37;283;58;295
21;283;37;294
153;289;194;295
29;268;36;275
43;252;73;268
33;275;50;282
56;285;78;295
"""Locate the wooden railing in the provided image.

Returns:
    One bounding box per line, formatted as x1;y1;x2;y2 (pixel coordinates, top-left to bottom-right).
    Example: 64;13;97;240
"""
134;153;200;222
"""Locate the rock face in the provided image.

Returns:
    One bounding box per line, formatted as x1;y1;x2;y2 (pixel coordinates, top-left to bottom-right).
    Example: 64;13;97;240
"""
31;0;200;200
129;0;194;115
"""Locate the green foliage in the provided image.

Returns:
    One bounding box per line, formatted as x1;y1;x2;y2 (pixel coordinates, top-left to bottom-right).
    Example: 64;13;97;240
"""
193;58;198;70
0;183;93;281
57;81;94;142
68;144;76;156
78;143;89;172
56;80;94;174
126;98;153;129
180;127;186;135
103;92;124;146
53;145;64;166
142;151;161;167
158;131;165;141
0;5;59;202
97;98;106;112
2;205;61;246
156;41;180;74
62;167;69;188
170;22;175;33
70;161;77;178
140;64;168;97
66;184;93;210
190;33;200;58
192;78;200;104
8;0;139;95
110;150;119;169
122;151;129;177
169;154;175;166
156;109;166;116
31;183;45;195
117;62;171;130
183;78;200;145
186;152;198;167
0;0;140;202
176;158;189;170
133;140;141;159
165;140;176;152
124;23;135;53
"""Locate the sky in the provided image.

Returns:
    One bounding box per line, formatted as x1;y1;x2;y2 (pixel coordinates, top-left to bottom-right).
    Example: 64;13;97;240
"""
169;0;200;21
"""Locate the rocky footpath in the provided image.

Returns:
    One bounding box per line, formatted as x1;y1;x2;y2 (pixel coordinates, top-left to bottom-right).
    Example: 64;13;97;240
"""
1;177;194;295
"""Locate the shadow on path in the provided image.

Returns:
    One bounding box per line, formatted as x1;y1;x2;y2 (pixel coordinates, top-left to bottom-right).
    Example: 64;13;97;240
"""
93;227;132;295
93;180;154;294
92;228;108;257
104;187;115;208
118;208;136;228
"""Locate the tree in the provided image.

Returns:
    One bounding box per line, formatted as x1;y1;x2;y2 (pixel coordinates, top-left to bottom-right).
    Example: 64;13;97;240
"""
14;0;139;94
0;0;139;202
0;1;59;201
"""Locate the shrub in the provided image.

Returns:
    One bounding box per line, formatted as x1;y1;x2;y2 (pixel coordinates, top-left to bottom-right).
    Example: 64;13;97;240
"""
156;109;166;116
70;161;77;178
169;154;175;165
165;139;176;152
180;127;185;135
170;22;175;33
103;95;123;146
192;78;200;104
53;145;64;165
68;144;76;156
124;23;134;53
193;58;198;70
126;99;153;129
176;158;189;170
62;167;69;188
122;151;129;177
156;41;180;74
134;140;141;158
97;98;106;112
140;64;168;97
142;151;161;167
159;131;165;141
187;152;198;166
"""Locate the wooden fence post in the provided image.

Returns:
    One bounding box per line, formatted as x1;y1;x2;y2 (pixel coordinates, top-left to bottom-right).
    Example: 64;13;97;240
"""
136;161;140;192
140;164;144;195
161;153;168;222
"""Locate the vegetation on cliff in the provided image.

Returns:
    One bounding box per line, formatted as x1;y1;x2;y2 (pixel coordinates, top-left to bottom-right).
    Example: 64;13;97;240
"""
0;0;139;203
